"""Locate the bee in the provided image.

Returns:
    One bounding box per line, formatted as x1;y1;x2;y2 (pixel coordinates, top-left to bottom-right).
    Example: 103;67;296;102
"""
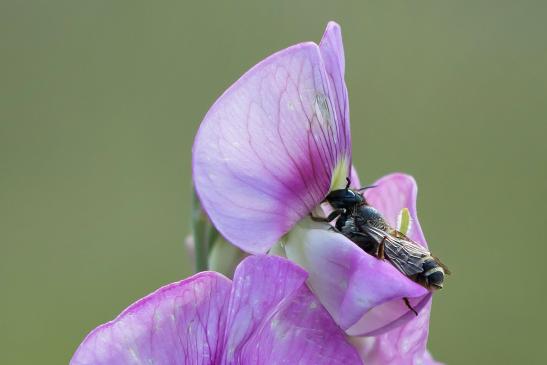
315;178;449;313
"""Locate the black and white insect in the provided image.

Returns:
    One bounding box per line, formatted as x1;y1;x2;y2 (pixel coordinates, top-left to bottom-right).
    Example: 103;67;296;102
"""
315;178;450;294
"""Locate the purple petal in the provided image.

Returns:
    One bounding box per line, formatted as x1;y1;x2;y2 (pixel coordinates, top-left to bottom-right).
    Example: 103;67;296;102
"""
352;299;443;365
71;273;232;365
365;173;427;247
319;21;352;169
222;255;308;362
72;256;362;364
193;24;351;254
284;220;429;336
240;285;362;364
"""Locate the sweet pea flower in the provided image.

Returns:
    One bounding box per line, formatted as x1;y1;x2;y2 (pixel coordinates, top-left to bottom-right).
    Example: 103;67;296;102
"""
347;174;442;364
71;255;362;364
193;20;433;338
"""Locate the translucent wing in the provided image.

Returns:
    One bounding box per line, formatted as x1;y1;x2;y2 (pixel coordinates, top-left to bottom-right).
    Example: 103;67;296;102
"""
364;226;430;276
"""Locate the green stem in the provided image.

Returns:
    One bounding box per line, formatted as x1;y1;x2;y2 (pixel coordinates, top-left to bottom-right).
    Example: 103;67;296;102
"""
192;190;209;272
206;225;220;251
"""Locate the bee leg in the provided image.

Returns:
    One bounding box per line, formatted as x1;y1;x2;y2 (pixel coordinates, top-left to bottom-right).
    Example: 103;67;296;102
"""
377;236;386;260
310;209;344;223
403;297;418;316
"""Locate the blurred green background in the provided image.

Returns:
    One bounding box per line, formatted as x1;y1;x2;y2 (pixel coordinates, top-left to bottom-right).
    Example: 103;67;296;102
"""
2;0;546;363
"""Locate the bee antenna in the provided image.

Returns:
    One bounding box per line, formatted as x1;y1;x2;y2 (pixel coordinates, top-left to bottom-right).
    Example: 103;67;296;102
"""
357;185;378;192
345;177;351;190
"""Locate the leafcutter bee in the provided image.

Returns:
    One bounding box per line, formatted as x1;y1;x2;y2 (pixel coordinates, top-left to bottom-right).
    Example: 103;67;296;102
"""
314;178;449;313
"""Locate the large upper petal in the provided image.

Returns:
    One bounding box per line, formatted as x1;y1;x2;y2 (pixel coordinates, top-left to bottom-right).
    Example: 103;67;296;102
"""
222;255;361;365
193;23;351;254
71;273;232;365
319;21;351;163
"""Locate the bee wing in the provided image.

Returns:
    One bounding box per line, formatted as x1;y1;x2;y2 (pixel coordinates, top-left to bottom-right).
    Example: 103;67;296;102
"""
364;226;430;276
432;255;451;275
391;229;451;275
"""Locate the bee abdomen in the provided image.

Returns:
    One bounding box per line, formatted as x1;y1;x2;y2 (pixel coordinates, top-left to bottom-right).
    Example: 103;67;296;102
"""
420;258;445;289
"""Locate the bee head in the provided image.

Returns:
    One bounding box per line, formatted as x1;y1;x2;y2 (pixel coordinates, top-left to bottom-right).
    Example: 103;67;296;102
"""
325;188;363;209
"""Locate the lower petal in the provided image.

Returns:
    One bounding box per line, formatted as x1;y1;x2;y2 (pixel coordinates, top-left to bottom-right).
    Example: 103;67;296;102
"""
350;299;443;365
222;255;308;362
240;285;363;364
283;219;429;335
71;256;364;365
223;255;362;364
71;273;232;365
345;293;432;336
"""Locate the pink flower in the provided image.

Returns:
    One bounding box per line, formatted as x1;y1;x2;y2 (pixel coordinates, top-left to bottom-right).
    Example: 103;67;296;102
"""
71;255;362;365
192;21;435;338
347;173;443;364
